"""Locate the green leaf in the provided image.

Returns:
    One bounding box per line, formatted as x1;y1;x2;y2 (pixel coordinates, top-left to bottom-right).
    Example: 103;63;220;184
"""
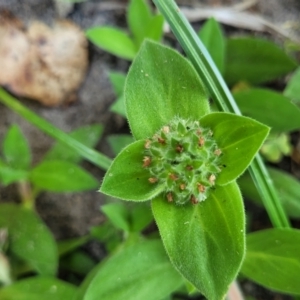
130;202;153;232
261;132;292;163
238;167;300;219
108;72;127;118
107;134;134;155
241;228;300;295
90;223;122;253
44;124;103;163
200;112;269;185
101;203;130;232
0;159;28;186
125;40;210;140
234;88;300;132
225;37;297;85
2;125;31;170
152;182;245;300
30;160;98;192
198;18;225;74
109;72;126;97
0;276;76;300
86;27;137;60
110;95;127;118
284;66;300;105
0;204;57;275
61;251;95;276
127;0;152;47
58;236;90;257
83;240;183;300
145;15;164;42
100;140;163;201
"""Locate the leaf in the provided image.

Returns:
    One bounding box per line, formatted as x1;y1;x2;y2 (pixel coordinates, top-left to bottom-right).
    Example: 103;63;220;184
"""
83;240;183;300
261;133;292;163
145;15;164;42
107;134;134;155
233;88;300;132
130;202;153;232
108;72;127;118
110;95;127;118
61;251;95;276
152;182;245;300
0;159;28;186
200;112;269;185
238;167;300;219
101;203;130;232
0;276;77;300
125;40;210;140
30;160;98;192
225;37;297;85
198;18;226;74
0;204;57;275
100;140;163;201
284;66;300;105
241;228;300;295
86;27;137;60
43;124;103;163
2;125;31;170
58;236;90;257
127;0;152;47
109;72;126;97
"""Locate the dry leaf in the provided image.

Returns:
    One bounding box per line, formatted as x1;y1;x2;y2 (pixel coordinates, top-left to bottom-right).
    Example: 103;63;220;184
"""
0;10;88;106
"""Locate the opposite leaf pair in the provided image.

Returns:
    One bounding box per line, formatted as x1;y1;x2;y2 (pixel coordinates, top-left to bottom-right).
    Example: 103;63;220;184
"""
101;41;269;205
100;40;269;300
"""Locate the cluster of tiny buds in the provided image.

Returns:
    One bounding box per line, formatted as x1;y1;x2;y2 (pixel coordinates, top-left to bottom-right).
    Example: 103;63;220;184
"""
142;117;223;205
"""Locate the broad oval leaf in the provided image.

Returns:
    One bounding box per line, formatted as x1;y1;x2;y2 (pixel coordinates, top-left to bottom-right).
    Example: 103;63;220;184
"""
234;88;300;132
0;276;76;300
125;40;210;140
200;112;269;185
83;240;183;300
100;140;163;201
2;125;31;170
152;182;245;300
30;160;98;192
0;204;57;275
86;27;137;60
241;228;300;295
225;37;297;85
198;18;225;74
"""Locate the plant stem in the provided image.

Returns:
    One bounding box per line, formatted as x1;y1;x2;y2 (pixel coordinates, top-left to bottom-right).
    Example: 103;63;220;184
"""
153;0;290;228
17;181;35;210
0;88;112;171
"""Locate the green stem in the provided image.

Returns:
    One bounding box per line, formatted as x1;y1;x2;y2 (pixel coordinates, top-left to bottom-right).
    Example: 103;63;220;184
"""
0;88;112;171
17;181;35;210
153;0;290;228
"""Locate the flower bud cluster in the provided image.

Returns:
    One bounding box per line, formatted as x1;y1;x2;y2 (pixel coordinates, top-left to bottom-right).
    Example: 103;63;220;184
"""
143;117;222;205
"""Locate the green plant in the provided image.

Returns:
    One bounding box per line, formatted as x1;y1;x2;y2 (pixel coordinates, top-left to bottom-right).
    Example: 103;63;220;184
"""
0;123;102;288
0;0;300;299
86;0;164;60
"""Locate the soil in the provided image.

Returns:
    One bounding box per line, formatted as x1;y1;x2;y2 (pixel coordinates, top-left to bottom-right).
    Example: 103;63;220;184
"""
0;0;299;299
